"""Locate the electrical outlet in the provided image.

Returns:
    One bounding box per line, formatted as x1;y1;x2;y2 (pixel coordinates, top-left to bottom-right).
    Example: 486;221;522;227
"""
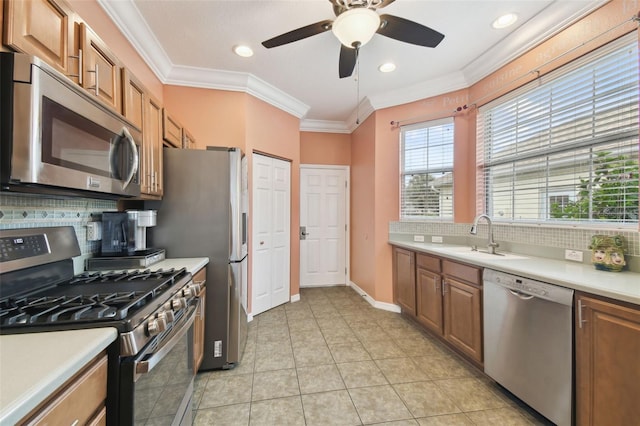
413;235;425;242
86;222;102;241
431;236;443;243
564;249;584;262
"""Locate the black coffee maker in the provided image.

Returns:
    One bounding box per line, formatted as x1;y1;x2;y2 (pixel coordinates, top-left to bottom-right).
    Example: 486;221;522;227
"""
101;212;135;254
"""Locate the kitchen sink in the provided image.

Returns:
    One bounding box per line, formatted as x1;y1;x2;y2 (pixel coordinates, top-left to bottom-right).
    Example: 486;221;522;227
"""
437;246;529;260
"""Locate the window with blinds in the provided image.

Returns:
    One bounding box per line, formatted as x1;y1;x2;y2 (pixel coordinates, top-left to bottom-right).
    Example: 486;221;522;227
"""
477;34;639;225
400;118;454;219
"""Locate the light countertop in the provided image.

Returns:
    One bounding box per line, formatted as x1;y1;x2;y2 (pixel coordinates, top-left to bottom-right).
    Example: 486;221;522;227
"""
0;328;118;425
150;257;209;275
389;239;640;306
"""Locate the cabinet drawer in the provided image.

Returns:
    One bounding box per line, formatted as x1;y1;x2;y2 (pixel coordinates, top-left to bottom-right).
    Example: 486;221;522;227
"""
417;253;441;273
442;260;481;286
24;354;108;425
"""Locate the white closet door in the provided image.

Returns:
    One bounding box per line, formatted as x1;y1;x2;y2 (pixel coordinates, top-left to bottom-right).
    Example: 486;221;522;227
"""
300;166;348;287
251;153;290;316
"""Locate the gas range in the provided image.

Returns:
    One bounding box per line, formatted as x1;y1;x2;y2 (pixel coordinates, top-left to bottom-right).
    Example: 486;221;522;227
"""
0;227;198;355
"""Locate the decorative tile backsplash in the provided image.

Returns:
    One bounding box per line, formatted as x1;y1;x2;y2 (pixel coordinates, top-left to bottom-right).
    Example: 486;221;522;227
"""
0;193;117;258
389;220;640;257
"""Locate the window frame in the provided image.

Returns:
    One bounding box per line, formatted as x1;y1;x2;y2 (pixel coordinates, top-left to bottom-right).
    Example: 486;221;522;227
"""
400;117;455;220
477;34;639;228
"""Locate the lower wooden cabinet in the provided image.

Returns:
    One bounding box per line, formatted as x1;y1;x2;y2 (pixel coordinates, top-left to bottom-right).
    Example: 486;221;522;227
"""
22;353;108;425
392;247;416;315
575;293;640;425
192;267;207;372
392;246;483;366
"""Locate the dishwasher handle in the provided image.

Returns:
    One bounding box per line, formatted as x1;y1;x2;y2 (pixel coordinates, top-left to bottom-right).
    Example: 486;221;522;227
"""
508;289;535;300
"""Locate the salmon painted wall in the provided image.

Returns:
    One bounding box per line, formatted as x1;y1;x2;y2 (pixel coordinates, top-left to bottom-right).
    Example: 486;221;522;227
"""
245;96;301;303
350;115;377;297
68;0;163;100
300;132;351;165
162;85;247;150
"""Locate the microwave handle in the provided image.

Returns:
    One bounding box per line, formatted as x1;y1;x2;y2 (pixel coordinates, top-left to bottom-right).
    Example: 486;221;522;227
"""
121;127;139;190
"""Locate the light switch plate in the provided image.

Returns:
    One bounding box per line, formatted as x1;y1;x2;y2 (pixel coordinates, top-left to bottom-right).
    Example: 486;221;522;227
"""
413;235;425;242
431;236;443;243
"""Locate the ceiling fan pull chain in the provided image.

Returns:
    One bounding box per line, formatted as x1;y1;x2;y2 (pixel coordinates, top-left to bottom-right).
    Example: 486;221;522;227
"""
355;47;360;124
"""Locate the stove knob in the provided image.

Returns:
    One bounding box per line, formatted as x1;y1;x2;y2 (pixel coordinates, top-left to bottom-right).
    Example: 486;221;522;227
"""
163;310;175;323
172;297;187;310
147;319;161;336
183;287;196;298
190;283;202;295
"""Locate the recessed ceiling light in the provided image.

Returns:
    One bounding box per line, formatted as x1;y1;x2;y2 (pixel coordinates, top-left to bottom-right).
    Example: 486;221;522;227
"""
492;13;518;29
233;45;254;58
378;62;396;73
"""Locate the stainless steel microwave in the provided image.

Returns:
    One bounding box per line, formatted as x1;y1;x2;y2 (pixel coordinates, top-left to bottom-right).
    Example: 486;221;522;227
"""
0;53;141;198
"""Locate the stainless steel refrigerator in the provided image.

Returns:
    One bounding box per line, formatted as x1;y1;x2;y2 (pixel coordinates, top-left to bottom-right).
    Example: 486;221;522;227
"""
148;147;248;370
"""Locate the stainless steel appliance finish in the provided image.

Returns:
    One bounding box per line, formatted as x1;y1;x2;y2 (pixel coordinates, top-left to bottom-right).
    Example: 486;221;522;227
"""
85;248;166;271
483;269;574;426
148;147;248;370
0;226;198;426
0;52;141;198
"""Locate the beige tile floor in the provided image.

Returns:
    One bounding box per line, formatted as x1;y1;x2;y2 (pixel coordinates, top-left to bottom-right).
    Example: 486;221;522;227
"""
192;286;552;425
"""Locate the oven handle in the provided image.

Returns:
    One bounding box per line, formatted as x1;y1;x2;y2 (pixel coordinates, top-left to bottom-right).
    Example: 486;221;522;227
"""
134;301;198;379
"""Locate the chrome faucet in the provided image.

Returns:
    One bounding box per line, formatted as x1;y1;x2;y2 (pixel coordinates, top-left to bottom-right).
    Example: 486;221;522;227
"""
470;214;499;254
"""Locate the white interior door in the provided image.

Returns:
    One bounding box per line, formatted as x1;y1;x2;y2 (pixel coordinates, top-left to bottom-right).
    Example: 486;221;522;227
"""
300;166;348;287
251;153;291;315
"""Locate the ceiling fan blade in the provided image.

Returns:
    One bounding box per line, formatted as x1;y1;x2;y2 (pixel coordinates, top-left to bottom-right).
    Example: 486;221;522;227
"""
262;20;333;48
377;0;397;9
339;45;357;78
377;14;444;48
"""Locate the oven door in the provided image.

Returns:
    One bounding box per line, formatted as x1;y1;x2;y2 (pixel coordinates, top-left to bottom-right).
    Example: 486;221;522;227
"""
119;300;198;426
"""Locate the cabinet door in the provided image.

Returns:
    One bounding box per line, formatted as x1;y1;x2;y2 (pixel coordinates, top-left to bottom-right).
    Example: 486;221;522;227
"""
4;0;74;76
145;95;164;197
443;277;482;364
121;69;150;195
182;129;196;149
79;23;120;112
576;294;640;425
416;267;443;334
162;109;183;147
392;247;416;315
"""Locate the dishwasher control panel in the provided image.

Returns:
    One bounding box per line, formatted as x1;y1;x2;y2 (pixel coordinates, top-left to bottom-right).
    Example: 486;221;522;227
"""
483;269;574;306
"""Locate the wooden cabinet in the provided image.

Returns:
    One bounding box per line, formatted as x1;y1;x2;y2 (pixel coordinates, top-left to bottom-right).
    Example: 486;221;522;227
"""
182;129;196;149
21;353;108;425
3;0;76;77
162;109;183;148
392;246;483;366
416;253;443;334
575;293;640;425
122;68;163;199
78;23;121;112
392;247;416;315
192;267;207;372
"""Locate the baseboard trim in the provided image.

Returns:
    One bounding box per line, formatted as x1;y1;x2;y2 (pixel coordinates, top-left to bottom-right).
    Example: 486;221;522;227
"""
247;313;254;322
290;293;300;303
348;281;401;313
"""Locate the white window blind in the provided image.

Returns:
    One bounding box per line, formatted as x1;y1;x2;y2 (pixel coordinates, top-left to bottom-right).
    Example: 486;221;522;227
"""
477;34;639;225
400;118;454;219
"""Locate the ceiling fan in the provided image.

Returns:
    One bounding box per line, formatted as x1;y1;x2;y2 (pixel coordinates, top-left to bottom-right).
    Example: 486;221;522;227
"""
261;0;445;79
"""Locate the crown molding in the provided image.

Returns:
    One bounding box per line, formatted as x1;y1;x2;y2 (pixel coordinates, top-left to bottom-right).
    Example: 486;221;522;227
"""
300;119;352;133
97;0;173;78
462;0;608;84
165;65;310;119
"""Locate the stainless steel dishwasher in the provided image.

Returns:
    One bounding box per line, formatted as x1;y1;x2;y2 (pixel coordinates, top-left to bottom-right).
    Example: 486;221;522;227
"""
483;269;574;426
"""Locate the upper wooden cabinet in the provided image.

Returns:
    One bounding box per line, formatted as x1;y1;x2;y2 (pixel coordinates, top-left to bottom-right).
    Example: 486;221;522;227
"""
162;109;183;148
79;23;121;112
575;293;640;425
122;68;163;199
182;128;196;149
3;0;75;76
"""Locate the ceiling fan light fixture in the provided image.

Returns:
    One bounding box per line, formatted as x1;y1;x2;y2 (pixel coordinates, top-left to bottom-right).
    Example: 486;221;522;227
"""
492;13;518;29
233;45;254;57
332;8;381;48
